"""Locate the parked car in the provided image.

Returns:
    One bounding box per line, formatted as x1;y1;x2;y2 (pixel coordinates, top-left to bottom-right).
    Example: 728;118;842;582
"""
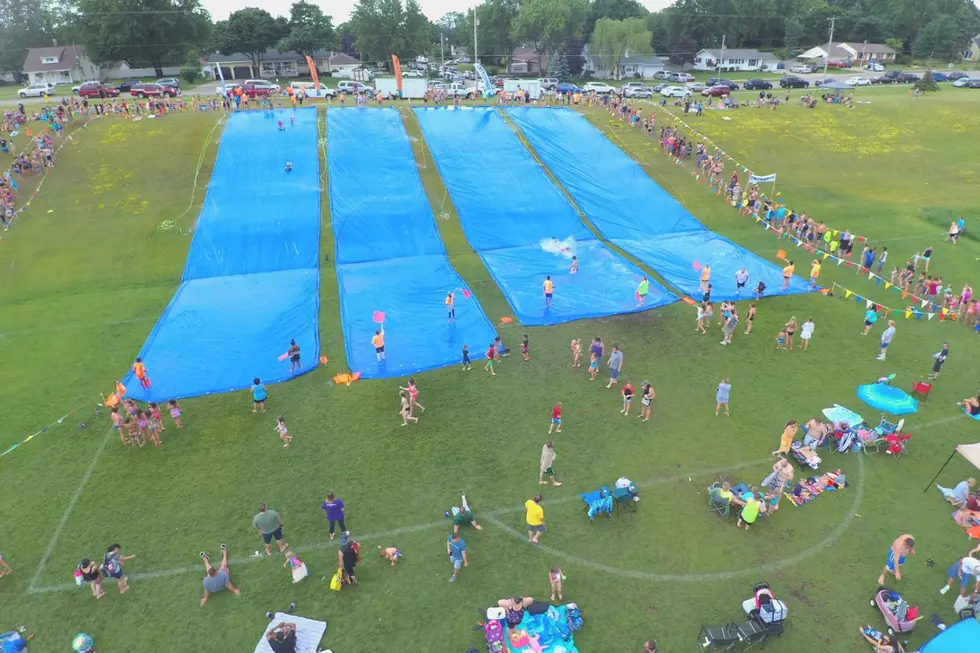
845;77;872;86
826;60;851;69
336;81;375;94
872;71;917;84
77;81;120;98
555;82;583;94
624;85;653;98
743;78;773;90
652;70;667;80
215;82;241;95
706;77;739;90
779;75;810;88
114;80;141;93
864;62;885;72
789;64;815;74
156;77;180;89
18;82;55;98
243;79;281;92
130;82;177;98
952;76;974;87
621;81;648;93
288;81;336;97
665;71;694;83
902;72;921;82
652;82;670;92
947;71;969;81
659;85;691;98
701;84;733;97
814;78;837;87
966;79;980;89
536;77;560;90
686;81;707;92
583;81;617;94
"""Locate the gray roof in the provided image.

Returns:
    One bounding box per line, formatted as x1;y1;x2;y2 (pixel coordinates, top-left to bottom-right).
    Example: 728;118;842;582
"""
23;45;84;73
328;53;360;66
621;55;662;66
207;48;342;64
843;42;895;54
700;48;778;60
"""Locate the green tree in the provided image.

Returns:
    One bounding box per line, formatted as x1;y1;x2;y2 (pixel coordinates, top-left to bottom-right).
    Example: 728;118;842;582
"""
180;47;201;83
783;17;805;50
72;0;211;77
584;0;645;43
589;17;652;79
348;0;404;62
211;8;278;74
667;33;698;65
913;69;940;91
436;11;466;49
546;48;570;79
913;14;961;61
511;0;588;56
278;1;336;58
0;0;58;74
401;0;432;58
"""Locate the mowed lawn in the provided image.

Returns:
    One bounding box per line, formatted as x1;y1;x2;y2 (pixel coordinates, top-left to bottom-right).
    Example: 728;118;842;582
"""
0;91;979;653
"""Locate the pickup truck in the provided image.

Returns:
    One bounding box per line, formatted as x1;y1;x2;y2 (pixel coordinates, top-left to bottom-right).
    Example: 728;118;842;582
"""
130;83;178;98
444;82;478;99
241;82;274;97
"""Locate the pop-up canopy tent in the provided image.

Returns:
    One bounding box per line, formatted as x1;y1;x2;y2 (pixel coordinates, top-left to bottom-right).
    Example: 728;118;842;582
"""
922;442;980;492
918;617;980;652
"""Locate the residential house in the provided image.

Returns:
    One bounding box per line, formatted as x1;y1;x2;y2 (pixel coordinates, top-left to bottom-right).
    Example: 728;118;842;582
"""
102;61;196;80
509;47;549;75
839;42;896;64
581;45;671;79
326;53;361;77
693;49;779;72
962;35;980;62
798;44;856;62
22;45;100;86
207;50;361;80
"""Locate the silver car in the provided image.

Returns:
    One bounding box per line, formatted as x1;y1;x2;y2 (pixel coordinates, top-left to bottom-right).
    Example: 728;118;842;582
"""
624;85;653;98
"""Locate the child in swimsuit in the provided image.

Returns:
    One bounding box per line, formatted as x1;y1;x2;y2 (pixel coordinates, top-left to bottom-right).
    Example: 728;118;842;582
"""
380;547;403;565
276;416;292;448
521;334;529;361
589;352;599;380
168;399;182;428
125;417;142;447
136;410;150;442
570;339;581;367
776;329;787;350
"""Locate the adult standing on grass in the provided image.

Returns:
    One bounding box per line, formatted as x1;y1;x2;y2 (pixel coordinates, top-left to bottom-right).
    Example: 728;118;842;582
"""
321;491;348;543
525;494;545;544
200;544;240;606
606;346;624;388
639;382;655;422
878;321;896;361
734;267;749;297
878;534;915;586
784;316;798;351
253;504;288;556
799;317;815;350
590;337;604;367
539;441;563;487
102;543;136;594
446;532;468;583
76;558;103;600
715;378;731;416
781;260;795;290
287;339;301;374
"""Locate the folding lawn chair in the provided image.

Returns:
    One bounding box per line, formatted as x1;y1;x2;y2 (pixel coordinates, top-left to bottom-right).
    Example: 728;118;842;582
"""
884;432;912;458
698;623;740;652
611;485;636;515
580;487;613;522
707;483;731;520
911;381;933;401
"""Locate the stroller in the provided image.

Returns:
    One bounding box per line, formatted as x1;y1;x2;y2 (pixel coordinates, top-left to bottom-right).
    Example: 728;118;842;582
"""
698;582;786;651
870;587;922;634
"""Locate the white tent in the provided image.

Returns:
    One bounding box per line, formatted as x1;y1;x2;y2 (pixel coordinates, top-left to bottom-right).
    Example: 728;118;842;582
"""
923;442;980;492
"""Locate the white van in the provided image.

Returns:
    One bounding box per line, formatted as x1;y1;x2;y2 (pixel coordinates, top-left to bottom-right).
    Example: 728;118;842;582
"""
288;81;335;97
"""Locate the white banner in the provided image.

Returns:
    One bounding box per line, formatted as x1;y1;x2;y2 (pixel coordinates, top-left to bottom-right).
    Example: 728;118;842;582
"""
749;173;777;184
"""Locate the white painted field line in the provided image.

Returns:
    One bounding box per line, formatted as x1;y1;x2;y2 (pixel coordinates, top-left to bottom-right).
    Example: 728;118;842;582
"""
27;458;769;594
28;426;115;592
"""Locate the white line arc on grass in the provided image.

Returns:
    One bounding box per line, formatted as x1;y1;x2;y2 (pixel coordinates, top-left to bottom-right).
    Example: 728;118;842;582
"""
27;458;768;594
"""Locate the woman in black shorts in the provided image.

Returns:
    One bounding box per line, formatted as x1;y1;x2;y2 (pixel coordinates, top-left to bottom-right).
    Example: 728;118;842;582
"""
784;316;798;351
77;558;104;599
287;339;301;374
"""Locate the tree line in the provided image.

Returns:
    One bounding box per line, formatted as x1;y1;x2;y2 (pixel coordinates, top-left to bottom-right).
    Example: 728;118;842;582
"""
1;0;977;82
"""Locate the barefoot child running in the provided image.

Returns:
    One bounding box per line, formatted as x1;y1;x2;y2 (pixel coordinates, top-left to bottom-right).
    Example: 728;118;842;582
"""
168;399;183;428
399;390;418;426
548;401;562;434
399;378;425;413
461;344;471;371
275;416;292;447
549;566;564;601
484;341;497;376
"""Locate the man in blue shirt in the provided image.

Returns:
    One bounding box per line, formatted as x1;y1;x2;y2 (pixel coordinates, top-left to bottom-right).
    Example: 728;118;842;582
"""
446;532;468;583
0;628;33;653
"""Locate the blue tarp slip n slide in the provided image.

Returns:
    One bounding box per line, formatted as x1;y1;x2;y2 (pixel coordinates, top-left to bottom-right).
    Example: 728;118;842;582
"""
919;618;980;653
414;107;676;326
328;108;497;378
122;109;321;401
505;108;811;301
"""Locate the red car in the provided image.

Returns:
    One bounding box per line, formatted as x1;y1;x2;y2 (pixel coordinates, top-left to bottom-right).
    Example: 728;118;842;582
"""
701;84;732;97
77;82;120;99
242;82;274;98
130;83;177;98
826;60;851;69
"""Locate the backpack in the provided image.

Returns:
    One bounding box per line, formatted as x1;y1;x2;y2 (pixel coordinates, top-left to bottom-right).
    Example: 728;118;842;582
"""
565;603;583;632
100;555;120;578
484;619;504;652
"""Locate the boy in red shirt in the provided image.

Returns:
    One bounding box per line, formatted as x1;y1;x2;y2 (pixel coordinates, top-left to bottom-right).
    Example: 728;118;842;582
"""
549;401;562;434
484;342;497;376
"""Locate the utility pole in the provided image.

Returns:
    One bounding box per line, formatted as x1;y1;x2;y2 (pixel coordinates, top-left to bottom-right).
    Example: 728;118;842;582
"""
441;32;445;70
473;6;479;65
823;16;836;76
719;34;726;73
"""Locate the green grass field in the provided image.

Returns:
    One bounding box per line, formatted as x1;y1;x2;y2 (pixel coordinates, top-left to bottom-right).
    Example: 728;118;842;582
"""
1;89;979;653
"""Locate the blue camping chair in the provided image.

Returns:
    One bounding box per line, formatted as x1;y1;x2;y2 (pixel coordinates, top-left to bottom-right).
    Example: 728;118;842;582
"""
580;487;613;521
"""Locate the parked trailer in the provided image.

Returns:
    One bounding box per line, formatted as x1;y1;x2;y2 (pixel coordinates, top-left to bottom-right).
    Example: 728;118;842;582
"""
375;77;428;99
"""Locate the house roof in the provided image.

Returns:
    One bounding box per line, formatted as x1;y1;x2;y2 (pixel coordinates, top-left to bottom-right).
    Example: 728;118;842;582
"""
699;48;778;60
328;53;360;66
23;45;84;73
799;44;852;59
842;42;895;54
511;47;542;62
621;55;662;66
207;48;341;64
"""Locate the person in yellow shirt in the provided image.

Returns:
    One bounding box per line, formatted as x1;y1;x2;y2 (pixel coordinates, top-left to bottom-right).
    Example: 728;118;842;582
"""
699;265;711;292
371;327;385;362
781;261;795;290
446;292;455;322
543;276;554;308
809;259;821;289
525;494;545;543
